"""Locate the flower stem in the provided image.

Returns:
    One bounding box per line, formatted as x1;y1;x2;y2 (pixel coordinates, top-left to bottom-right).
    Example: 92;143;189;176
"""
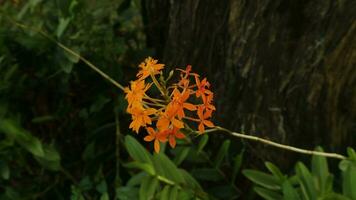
150;74;169;101
12;19;347;161
212;126;347;160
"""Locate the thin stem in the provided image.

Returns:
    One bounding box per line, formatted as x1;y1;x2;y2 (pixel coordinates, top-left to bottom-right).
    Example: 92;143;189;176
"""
150;73;169;101
10;18;348;161
213;126;347;160
142;101;165;107
183;116;200;122
143;95;165;103
7;17;126;92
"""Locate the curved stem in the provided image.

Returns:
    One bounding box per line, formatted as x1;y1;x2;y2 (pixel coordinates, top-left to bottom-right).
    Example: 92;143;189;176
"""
150;74;169;101
7;17;126;91
10;18;347;161
212;126;347;160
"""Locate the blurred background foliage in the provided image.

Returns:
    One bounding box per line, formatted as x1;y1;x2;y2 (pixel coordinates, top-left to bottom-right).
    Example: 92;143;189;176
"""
0;0;355;199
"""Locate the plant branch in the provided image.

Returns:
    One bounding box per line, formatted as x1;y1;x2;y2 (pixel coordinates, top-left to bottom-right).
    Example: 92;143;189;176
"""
9;18;348;161
6;17;126;91
212;126;347;160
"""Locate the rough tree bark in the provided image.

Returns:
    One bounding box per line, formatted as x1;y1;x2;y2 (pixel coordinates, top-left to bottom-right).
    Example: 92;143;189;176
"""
142;0;356;164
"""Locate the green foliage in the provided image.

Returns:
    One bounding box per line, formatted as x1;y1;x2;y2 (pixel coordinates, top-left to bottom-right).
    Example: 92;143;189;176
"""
244;147;356;200
120;134;245;200
118;135;207;200
0;0;148;198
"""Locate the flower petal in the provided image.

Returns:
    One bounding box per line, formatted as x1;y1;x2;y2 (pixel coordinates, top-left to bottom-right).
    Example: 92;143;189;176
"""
169;136;176;148
203;120;214;127
198;122;205;133
183;103;197;111
172;118;184;129
154;139;160;153
144;135;155;142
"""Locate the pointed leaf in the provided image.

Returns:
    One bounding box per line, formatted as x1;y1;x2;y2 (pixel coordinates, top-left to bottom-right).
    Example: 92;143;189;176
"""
125;135;152;165
296;162;317;200
342;163;356;199
214;140;230;168
254;187;283;200
243;169;281;190
153;153;184;184
232;151;244;183
173;147;190;166
124;161;155;175
311;146;330;194
282;181;301;200
159;185;171;200
0;120;44;157
265;162;285;181
127;172;148;187
139;176;158;200
197;134;208;153
191;168;223;182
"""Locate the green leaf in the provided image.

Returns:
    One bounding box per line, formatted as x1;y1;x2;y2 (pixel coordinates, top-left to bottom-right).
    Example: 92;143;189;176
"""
254;187;283;200
116;186;139;200
319;193;351;200
125;135;153;165
34;145;61;171
127;172;148;187
265;162;285;180
159;185;171;200
0;160;10;180
153;153;185;184
0;120;44;157
243;169;281;190
191;168;223;182
124;161;155;175
173;147;190;166
169;186;179;200
339;160;352;171
210;185;239;199
179;169;203;191
99;193;109;200
82;142;95;161
346;147;356;161
342;163;356;199
56;17;71;38
197;134;209;153
139;176;159;200
232;150;244;183
295;162;317;200
282;181;301;200
96;180;108;194
311;146;330;194
177;190;194;200
214;139;230;168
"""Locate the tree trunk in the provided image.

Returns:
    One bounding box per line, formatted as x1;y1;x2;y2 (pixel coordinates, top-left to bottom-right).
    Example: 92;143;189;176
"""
142;0;356;165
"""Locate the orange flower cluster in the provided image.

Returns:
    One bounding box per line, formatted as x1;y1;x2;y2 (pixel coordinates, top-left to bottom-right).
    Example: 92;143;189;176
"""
124;57;215;153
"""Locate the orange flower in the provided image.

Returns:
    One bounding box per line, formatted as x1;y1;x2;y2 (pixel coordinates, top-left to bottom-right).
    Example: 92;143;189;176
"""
125;57;216;152
137;57;164;80
144;127;168;153
167;127;185;148
197;105;214;133
202;93;216;111
129;107;157;133
156;104;184;131
124;80;151;109
177;65;198;88
171;88;196;119
195;76;212;98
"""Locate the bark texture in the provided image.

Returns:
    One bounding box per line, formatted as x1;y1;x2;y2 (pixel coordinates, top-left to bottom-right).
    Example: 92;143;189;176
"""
142;0;356;163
